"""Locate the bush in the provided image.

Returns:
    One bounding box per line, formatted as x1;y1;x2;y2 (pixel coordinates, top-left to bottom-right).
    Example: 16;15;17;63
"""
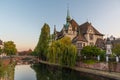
81;46;102;59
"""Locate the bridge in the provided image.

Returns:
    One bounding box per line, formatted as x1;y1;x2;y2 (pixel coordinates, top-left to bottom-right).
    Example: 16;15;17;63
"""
12;55;39;65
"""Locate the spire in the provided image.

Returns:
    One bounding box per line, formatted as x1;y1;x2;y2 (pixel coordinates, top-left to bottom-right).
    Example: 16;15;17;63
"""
53;25;57;40
66;4;71;22
54;25;56;34
67;6;70;18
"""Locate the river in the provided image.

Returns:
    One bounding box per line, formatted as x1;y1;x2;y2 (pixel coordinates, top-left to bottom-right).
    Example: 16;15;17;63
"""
14;65;36;80
14;64;93;80
0;62;117;80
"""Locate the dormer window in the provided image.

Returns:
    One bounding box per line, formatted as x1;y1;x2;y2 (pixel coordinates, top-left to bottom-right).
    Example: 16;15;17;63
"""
89;34;94;40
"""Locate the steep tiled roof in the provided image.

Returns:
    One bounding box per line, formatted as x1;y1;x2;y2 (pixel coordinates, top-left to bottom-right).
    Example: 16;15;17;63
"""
79;22;104;36
56;30;64;39
95;38;105;49
72;34;87;43
92;27;104;36
79;22;89;34
70;19;79;31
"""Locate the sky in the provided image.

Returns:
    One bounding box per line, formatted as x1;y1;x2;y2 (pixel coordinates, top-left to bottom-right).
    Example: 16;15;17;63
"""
0;0;120;51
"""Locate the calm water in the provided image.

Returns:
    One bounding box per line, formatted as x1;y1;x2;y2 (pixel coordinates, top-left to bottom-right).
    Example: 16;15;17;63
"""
14;64;93;80
14;65;36;80
31;63;94;80
0;62;116;80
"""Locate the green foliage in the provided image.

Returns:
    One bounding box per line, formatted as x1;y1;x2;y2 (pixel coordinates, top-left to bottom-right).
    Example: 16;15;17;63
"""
34;23;50;60
61;45;77;67
99;50;106;61
0;61;15;80
0;47;2;55
81;46;102;58
3;41;17;56
0;61;4;77
83;60;96;64
112;43;120;56
47;37;77;67
30;51;38;56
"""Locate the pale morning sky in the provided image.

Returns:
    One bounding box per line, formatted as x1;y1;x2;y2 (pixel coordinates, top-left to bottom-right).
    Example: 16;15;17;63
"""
0;0;120;51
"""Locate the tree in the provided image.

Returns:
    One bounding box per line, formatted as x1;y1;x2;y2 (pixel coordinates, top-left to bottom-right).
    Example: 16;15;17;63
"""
34;23;50;60
81;46;102;59
3;41;17;56
47;37;77;67
0;47;2;55
112;43;120;56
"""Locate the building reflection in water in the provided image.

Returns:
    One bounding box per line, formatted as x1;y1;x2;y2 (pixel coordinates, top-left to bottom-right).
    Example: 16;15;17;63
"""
31;63;93;80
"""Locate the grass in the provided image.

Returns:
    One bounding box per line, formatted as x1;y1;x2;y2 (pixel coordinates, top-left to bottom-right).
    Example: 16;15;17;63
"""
83;60;97;64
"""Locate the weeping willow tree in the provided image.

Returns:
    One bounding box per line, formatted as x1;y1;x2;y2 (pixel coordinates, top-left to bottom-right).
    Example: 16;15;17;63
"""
34;23;50;60
62;45;77;67
47;37;77;67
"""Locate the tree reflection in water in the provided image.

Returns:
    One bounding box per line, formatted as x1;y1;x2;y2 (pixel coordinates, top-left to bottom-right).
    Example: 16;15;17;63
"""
31;63;93;80
0;60;15;80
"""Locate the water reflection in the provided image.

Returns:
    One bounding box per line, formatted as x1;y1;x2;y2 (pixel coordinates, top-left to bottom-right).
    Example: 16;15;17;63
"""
32;63;93;80
14;65;36;80
0;61;117;80
0;60;14;80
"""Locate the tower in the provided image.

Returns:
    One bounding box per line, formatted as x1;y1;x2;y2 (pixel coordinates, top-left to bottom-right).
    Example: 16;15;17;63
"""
64;5;71;32
106;38;112;55
66;5;71;23
53;25;57;40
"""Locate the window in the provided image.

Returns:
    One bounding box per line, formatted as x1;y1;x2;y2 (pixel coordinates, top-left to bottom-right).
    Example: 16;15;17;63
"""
77;43;82;48
108;50;110;52
83;43;85;47
89;34;94;40
90;42;94;46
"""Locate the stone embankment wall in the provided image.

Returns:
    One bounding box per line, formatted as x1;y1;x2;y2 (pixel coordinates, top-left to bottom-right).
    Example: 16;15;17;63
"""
1;59;10;66
77;62;120;73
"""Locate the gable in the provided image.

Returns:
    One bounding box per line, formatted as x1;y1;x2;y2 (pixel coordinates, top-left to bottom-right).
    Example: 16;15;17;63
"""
87;26;94;34
70;19;79;31
79;22;104;36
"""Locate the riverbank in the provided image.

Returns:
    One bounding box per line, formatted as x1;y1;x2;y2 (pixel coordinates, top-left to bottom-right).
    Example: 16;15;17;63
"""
39;60;120;80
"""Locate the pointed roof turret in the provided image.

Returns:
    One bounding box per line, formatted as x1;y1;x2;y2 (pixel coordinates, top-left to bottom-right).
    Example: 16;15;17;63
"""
66;5;71;23
54;25;56;34
106;37;111;44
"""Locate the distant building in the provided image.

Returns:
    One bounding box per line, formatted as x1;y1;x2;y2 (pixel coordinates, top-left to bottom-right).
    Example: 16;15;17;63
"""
110;36;120;50
54;9;105;55
103;35;120;55
110;35;115;41
18;49;32;56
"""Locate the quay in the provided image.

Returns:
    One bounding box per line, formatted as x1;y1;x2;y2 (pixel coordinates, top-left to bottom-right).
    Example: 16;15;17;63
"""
39;60;120;80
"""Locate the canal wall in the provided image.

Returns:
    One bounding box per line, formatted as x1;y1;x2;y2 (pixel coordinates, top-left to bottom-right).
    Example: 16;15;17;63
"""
77;62;120;73
39;60;120;80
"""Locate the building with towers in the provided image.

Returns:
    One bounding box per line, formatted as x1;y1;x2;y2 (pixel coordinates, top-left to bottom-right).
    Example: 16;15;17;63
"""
54;8;105;55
